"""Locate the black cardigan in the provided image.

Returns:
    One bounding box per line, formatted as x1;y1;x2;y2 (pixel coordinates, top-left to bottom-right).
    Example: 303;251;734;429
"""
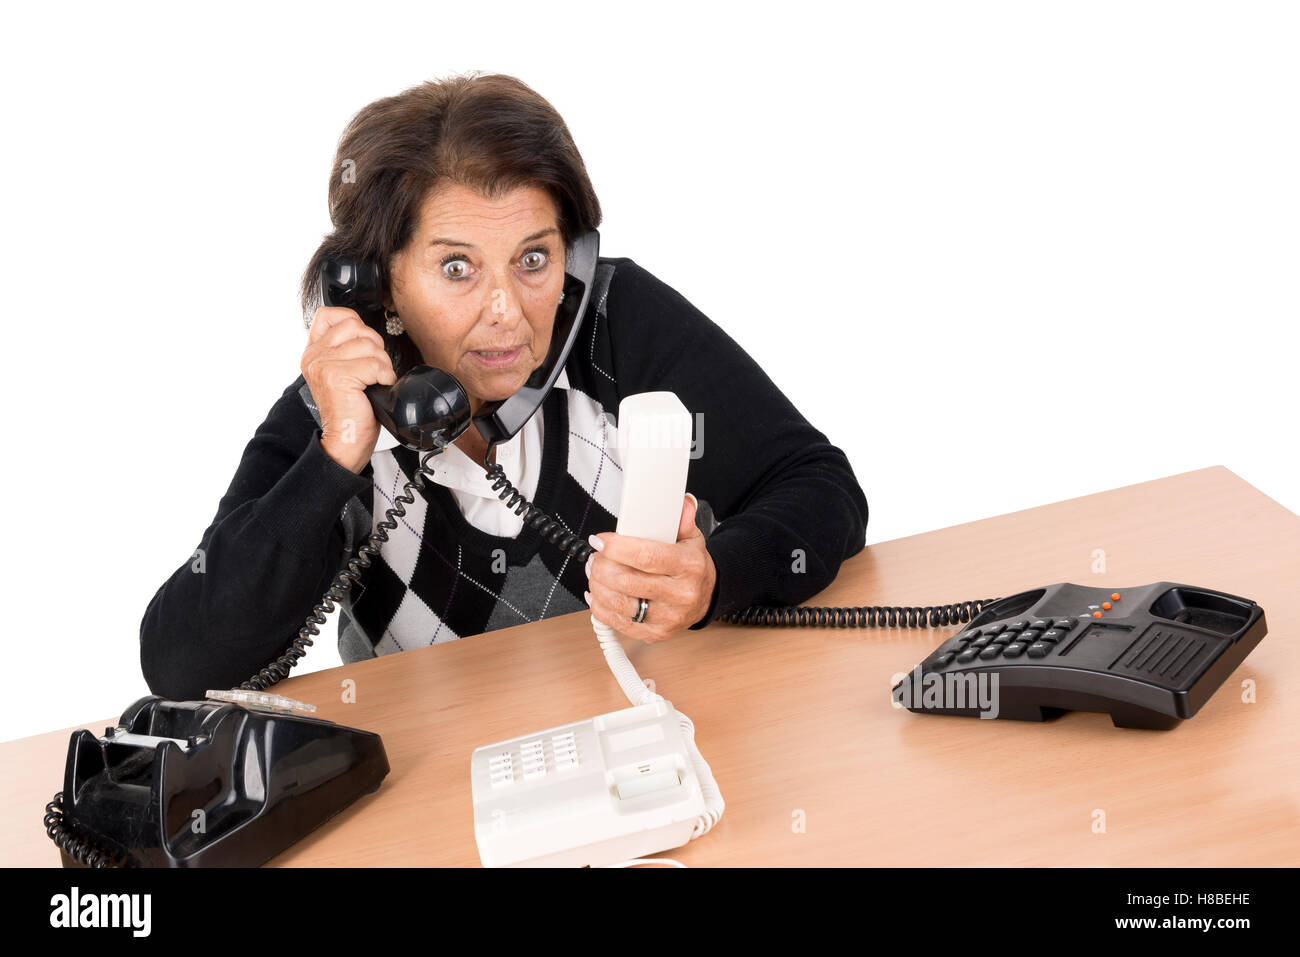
140;256;869;699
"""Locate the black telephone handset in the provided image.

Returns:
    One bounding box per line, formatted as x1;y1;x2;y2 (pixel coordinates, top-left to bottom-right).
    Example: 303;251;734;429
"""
318;229;601;453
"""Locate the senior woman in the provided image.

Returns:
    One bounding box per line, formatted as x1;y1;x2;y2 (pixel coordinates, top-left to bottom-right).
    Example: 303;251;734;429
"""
140;73;869;701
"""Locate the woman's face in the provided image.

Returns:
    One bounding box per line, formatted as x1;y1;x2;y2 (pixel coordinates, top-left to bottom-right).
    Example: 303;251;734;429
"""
385;182;566;416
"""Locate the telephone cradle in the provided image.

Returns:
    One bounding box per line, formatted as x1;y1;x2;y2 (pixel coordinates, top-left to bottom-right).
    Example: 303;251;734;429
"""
892;581;1267;729
46;695;388;867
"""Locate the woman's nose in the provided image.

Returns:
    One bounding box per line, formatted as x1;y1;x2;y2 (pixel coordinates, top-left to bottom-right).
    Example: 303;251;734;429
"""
480;271;525;326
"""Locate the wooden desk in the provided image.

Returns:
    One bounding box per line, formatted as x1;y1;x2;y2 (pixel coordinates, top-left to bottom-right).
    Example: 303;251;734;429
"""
4;466;1297;866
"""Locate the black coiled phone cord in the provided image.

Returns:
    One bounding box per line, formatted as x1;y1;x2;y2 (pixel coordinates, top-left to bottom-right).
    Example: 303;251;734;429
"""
248;436;992;691
44;792;124;868
483;459;596;565
240;437;601;692
718;598;998;628
241;434;999;691
239;445;447;691
481;456;996;630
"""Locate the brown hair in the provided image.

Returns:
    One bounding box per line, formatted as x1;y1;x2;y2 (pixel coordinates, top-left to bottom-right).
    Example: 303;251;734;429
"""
300;72;602;371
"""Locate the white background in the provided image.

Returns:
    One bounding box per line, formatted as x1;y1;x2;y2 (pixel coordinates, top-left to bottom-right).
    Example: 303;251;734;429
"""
1;1;1295;741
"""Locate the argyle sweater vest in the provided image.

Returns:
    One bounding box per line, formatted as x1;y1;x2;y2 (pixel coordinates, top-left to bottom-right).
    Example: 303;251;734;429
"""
297;260;637;662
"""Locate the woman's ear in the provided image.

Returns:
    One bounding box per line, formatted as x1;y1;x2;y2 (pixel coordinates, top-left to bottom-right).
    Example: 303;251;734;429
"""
383;252;405;313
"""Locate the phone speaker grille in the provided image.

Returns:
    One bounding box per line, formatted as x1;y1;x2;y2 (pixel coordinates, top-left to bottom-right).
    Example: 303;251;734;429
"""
1109;625;1208;681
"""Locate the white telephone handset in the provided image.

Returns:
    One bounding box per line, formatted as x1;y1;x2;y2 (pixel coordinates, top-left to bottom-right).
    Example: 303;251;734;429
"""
471;393;724;868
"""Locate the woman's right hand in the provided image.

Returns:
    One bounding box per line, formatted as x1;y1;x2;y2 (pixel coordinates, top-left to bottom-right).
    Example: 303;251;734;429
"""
301;306;398;473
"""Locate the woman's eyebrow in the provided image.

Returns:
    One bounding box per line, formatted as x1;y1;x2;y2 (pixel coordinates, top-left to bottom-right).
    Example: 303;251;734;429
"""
427;227;559;249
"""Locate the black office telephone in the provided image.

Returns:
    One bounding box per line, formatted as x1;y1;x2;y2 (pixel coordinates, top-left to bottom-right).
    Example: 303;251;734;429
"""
890;581;1267;729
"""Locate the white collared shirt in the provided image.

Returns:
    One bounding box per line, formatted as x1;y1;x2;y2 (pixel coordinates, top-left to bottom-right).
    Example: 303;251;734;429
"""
373;369;570;537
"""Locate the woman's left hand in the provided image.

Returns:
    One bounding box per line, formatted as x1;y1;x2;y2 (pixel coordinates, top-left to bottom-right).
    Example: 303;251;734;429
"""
584;494;717;643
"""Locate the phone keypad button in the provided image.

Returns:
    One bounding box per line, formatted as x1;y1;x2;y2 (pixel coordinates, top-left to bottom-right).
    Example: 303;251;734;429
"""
552;732;579;766
488;751;517;788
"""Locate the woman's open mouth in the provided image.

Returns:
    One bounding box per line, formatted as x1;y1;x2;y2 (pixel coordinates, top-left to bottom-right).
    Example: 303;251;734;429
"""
470;346;523;368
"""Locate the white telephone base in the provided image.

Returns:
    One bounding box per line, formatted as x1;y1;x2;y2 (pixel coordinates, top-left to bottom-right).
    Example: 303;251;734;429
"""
471;700;705;868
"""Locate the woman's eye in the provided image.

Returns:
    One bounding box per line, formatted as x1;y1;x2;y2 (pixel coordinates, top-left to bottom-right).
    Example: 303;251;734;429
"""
441;256;470;280
521;249;548;271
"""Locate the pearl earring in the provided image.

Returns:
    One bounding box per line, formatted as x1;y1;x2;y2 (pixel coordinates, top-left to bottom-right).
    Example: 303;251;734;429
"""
384;308;405;335
558;290;566;305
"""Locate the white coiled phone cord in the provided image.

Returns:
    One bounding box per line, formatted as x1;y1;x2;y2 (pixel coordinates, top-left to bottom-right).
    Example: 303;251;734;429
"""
591;617;725;839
